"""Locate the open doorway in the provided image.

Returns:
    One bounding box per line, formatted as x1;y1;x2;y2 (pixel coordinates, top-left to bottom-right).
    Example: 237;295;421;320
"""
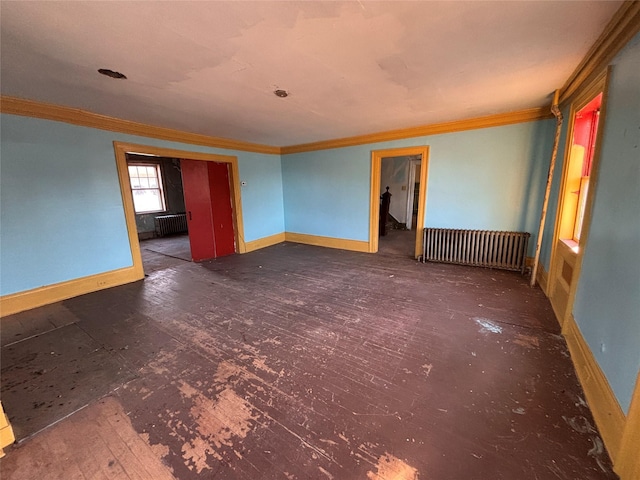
407;158;422;231
125;154;192;273
113;142;246;278
369;146;429;258
377;155;421;257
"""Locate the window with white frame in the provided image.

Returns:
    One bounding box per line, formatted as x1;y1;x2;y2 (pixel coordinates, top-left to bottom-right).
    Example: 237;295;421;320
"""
128;163;166;214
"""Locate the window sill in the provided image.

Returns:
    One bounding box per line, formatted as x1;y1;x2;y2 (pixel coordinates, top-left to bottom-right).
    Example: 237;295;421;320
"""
560;238;580;254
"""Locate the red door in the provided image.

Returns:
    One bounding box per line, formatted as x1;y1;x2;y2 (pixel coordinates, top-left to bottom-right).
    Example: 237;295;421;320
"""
208;162;236;257
181;159;216;261
181;159;236;262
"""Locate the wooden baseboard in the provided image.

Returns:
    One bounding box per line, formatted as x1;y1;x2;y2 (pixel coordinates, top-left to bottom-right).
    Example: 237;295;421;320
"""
616;371;640;479
0;266;143;317
562;314;626;462
0;231;364;316
284;232;370;253
537;263;549;294
0;401;15;458
244;232;286;253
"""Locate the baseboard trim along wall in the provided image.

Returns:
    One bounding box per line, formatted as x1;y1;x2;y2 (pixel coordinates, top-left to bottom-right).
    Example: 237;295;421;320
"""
616;370;640;480
562;314;626;463
244;232;286;253
0;266;143;317
0;401;15;457
284;232;370;253
0;232;371;316
536;263;549;294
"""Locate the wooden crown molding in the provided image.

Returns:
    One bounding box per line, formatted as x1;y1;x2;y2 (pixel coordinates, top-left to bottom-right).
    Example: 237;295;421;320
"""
1;96;553;157
281;107;553;155
560;1;640;105
1;97;553;157
0;96;280;155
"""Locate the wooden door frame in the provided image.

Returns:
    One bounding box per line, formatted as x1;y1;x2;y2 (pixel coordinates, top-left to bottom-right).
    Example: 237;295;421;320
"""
547;69;609;327
369;146;430;257
113;142;246;276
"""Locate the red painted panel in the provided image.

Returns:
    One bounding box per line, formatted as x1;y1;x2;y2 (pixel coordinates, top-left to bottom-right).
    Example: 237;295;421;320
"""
573;93;602;176
208;162;236;257
181;159;216;262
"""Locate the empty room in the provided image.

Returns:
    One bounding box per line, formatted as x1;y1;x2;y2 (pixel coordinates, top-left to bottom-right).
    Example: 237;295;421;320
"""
1;2;639;479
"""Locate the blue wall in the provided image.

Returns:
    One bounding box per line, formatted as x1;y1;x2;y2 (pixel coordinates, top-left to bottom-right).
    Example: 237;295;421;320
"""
571;34;640;414
4;113;555;297
237;151;285;242
283;120;555;250
0;114;284;296
282;146;371;240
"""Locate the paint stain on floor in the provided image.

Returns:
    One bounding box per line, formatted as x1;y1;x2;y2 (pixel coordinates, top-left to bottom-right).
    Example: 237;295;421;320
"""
178;381;262;473
473;317;503;334
367;452;419;480
513;333;540;348
0;396;176;480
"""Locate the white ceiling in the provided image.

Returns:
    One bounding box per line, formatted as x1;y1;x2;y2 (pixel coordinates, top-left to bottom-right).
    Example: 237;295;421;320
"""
0;1;622;147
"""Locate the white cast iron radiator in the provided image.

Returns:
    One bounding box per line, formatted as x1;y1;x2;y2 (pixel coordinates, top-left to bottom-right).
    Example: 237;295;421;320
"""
154;214;188;237
421;228;530;273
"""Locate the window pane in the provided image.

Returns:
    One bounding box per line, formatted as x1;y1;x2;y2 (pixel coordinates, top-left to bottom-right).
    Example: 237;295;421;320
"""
128;163;165;213
129;167;139;188
573;177;590;241
132;189;163;213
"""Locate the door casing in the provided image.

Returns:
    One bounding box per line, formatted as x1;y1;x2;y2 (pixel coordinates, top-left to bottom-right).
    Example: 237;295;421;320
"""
113;141;245;275
370;146;429;257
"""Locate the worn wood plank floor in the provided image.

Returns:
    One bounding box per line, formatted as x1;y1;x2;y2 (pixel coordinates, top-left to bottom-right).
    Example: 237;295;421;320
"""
0;240;617;479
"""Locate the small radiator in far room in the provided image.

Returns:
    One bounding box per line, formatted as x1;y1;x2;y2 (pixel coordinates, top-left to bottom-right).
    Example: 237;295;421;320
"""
154;214;188;237
422;228;530;274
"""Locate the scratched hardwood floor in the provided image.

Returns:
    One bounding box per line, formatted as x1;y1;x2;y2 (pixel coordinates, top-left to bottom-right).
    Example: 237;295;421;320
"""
0;240;618;479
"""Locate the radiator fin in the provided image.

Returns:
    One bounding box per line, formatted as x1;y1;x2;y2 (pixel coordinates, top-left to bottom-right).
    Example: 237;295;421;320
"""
422;228;530;273
154;214;188;237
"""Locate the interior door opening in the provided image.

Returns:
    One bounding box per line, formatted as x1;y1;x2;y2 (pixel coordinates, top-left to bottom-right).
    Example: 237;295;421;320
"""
126;154;192;270
370;146;429;258
114;142;245;278
407;160;422;231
